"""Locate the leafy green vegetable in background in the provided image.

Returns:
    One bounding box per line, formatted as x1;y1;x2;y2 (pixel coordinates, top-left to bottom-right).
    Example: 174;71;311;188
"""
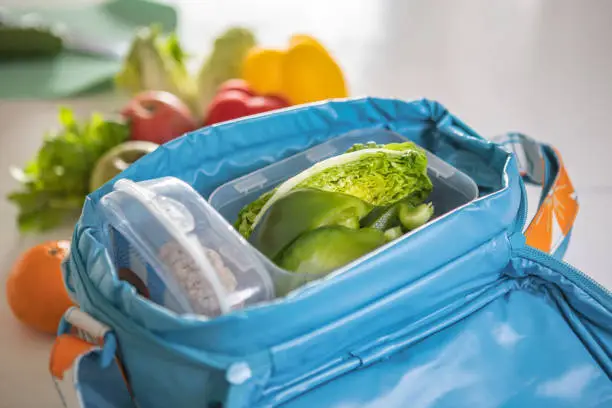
197;27;257;109
236;141;433;238
7;107;129;232
115;25;199;114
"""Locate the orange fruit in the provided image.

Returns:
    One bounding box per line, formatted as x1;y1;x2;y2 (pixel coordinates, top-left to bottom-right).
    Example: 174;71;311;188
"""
6;240;75;334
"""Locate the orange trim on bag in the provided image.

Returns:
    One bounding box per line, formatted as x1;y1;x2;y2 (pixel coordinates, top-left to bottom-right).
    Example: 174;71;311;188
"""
553;162;579;235
49;333;135;402
525;147;578;253
526;199;553;251
50;335;97;380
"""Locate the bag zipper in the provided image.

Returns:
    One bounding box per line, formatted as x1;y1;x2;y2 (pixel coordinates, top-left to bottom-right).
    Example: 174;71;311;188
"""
516;245;612;310
513;163;612;308
514;168;529;233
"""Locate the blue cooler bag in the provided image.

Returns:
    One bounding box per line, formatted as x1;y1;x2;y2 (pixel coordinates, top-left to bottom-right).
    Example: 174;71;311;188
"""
50;98;612;408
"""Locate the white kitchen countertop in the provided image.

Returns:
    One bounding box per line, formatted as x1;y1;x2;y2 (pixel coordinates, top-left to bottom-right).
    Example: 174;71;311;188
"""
1;1;611;407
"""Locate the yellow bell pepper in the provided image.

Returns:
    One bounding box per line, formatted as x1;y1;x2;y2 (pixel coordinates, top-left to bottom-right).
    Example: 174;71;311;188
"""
288;34;326;50
241;35;348;105
242;47;285;95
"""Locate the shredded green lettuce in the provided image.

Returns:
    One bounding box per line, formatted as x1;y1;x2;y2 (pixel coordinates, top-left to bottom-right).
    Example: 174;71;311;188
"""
7;107;129;232
236;141;432;238
295;148;430;207
345;141;418;153
235;189;275;237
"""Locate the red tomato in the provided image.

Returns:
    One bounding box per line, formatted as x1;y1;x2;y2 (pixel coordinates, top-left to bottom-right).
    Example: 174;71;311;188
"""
205;90;252;125
122;91;198;145
204;79;291;125
246;95;290;115
263;94;291;106
217;79;255;97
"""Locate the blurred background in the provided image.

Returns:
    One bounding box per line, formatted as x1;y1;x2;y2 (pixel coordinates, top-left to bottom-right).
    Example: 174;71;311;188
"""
1;1;611;407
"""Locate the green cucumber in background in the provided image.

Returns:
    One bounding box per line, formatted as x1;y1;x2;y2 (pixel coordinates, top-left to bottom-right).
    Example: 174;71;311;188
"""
0;0;177;98
0;26;63;58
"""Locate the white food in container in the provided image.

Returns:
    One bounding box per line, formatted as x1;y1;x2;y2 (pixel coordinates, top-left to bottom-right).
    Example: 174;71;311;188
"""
158;242;238;315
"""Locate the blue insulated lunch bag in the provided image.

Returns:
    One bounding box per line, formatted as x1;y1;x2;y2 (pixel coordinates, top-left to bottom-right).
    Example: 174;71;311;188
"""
50;98;612;408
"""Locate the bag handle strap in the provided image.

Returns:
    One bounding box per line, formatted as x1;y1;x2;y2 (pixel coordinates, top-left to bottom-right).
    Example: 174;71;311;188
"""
497;133;579;259
50;307;136;408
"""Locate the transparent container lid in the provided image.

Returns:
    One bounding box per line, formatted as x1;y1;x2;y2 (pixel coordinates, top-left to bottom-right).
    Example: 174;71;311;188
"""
98;177;274;317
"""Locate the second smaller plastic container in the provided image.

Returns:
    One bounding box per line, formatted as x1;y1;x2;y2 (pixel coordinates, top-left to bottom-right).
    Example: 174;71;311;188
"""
98;177;274;317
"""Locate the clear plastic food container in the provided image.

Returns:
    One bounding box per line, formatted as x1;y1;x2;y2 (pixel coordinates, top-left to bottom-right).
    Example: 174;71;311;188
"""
98;177;274;317
209;129;479;295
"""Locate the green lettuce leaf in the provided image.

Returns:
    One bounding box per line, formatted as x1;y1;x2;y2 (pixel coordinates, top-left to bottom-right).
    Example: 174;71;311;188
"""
7;107;129;232
115;25;198;113
345;141;419;153
236;141;432;238
235;189;275;237
295;145;430;207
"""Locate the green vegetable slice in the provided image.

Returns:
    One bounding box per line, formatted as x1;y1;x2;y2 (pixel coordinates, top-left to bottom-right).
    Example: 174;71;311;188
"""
248;188;372;260
384;226;403;242
361;203;400;231
399;203;435;231
275;226;387;275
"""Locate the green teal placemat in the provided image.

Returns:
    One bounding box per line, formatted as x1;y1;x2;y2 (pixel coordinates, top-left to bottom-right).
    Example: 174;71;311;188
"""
0;0;177;99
